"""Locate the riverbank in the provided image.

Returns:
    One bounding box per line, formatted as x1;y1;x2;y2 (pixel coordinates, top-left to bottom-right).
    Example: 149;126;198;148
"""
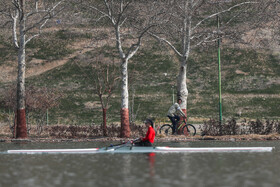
1;123;280;143
1;134;280;143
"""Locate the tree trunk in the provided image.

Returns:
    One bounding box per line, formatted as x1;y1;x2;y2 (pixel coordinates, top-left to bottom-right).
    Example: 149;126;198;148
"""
177;57;188;134
16;109;27;138
177;57;188;117
16;10;27;139
13;112;17;138
102;108;107;136
120;58;130;138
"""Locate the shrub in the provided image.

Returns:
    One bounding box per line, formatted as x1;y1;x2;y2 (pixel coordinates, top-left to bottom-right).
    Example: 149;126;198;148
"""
201;118;279;136
47;123;145;139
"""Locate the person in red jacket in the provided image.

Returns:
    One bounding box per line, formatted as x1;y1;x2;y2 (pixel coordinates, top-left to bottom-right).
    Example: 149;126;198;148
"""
135;119;155;147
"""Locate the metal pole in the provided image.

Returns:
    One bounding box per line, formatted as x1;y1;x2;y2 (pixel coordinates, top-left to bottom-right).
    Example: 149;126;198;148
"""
217;15;222;123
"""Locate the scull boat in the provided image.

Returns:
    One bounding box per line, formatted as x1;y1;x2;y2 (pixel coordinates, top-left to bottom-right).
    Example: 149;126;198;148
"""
7;145;274;154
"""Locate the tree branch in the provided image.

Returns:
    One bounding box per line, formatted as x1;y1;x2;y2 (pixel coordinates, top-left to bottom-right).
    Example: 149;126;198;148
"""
192;1;257;31
25;1;64;33
12;11;19;49
88;5;110;20
116;0;131;25
104;0;116;25
126;24;155;60
148;31;183;57
25;19;48;45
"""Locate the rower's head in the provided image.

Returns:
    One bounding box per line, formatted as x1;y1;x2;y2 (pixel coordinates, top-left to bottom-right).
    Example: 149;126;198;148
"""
144;119;154;128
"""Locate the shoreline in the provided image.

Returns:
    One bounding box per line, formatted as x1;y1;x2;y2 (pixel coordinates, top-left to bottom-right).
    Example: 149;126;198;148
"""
1;134;280;143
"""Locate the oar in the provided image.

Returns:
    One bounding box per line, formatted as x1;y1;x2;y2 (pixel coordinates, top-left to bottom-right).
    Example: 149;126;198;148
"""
108;141;126;147
131;138;141;143
108;138;141;150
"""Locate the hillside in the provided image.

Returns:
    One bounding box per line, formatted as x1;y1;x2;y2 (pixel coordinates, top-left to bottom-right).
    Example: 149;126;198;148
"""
0;26;280;125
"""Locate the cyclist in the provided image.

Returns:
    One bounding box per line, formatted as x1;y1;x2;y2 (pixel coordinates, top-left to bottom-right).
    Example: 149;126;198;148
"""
167;99;186;134
135;119;155;146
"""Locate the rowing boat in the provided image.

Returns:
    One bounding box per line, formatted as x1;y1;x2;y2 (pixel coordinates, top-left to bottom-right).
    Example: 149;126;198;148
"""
7;146;274;154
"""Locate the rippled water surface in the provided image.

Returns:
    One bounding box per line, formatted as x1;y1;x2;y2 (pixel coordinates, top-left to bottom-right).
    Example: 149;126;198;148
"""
1;141;280;187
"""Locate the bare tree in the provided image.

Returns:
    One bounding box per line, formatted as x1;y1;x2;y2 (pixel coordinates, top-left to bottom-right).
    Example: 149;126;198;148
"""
148;0;258;117
92;55;120;136
73;40;120;137
88;0;162;137
1;85;63;137
0;0;64;138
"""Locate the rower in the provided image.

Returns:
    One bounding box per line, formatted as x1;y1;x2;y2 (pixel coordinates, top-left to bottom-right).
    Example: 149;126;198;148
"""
134;119;155;147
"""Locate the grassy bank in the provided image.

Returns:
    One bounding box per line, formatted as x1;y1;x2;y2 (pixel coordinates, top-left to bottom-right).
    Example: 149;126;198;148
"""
0;28;279;125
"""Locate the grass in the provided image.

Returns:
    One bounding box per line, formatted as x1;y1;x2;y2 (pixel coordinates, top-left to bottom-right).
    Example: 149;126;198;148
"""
27;35;73;61
25;29;94;61
0;35;17;63
0;29;279;125
55;29;92;40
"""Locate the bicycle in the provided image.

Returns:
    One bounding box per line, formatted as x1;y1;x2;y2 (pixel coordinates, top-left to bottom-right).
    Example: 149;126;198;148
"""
159;117;196;136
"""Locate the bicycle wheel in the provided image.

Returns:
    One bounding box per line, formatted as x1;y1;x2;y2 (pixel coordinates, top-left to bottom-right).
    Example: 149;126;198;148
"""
182;124;196;136
159;124;173;136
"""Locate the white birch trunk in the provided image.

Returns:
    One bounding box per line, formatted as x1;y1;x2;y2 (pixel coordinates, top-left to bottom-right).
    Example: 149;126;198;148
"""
115;24;130;137
120;57;130;137
177;56;189;111
17;21;26;110
121;58;129;109
115;25;128;110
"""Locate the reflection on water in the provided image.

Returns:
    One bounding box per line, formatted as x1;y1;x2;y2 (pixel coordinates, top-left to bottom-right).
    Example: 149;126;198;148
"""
1;141;280;187
149;153;155;178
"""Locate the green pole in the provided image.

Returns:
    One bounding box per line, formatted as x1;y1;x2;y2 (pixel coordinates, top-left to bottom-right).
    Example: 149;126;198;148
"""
217;15;222;123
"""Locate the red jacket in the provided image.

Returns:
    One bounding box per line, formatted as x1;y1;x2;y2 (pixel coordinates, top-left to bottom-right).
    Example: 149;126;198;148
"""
142;126;155;143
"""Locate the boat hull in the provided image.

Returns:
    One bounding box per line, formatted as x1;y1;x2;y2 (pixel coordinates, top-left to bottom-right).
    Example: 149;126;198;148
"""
6;146;274;154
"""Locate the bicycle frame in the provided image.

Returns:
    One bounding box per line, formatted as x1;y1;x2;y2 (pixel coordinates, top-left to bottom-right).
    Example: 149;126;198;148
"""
176;118;187;131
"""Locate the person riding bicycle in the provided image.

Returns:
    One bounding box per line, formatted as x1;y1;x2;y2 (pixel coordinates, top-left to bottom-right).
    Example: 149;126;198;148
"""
134;119;155;147
167;99;186;134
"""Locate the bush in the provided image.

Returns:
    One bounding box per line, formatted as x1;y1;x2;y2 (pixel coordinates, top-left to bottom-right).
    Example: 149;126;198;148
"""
201;118;279;136
47;123;145;138
248;119;264;134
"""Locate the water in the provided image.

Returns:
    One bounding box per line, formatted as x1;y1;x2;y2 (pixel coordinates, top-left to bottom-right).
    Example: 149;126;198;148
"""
1;141;280;187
